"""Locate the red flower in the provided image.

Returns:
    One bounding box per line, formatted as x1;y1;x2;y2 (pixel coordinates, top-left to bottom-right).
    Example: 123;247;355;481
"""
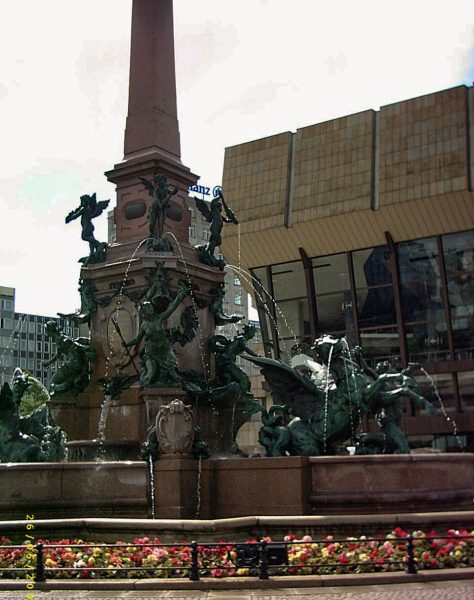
211;568;224;578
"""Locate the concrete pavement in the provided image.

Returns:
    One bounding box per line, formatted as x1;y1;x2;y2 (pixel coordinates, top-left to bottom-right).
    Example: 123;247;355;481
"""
0;579;473;599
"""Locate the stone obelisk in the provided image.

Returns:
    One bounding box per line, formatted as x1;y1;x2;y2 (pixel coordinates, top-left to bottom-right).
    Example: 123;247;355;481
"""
106;0;198;245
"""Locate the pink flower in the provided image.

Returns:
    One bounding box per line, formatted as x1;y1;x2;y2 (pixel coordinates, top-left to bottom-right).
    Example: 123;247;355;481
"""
211;568;224;578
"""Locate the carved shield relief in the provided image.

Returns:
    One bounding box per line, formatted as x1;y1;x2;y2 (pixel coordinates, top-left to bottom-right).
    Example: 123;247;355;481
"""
156;399;194;455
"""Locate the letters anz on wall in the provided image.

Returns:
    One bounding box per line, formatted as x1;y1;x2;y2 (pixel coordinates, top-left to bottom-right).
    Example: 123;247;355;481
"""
188;184;222;199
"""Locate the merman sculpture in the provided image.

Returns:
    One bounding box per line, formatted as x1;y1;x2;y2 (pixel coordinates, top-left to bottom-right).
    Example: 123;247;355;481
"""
43;321;96;397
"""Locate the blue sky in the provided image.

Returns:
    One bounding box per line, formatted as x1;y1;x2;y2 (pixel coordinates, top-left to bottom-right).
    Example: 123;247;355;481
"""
0;0;473;315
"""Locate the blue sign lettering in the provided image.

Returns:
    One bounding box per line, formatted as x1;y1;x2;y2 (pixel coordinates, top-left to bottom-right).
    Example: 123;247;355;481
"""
188;184;222;197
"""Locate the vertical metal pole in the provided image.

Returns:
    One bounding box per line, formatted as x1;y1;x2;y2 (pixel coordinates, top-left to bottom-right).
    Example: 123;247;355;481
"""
35;543;46;582
347;251;360;345
258;539;269;580
189;541;200;581
406;535;417;574
299;247;318;342
385;231;408;367
251;270;273;358
266;265;280;359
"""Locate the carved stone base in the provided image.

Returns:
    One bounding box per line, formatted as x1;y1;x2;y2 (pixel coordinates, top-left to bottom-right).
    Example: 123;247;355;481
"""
141;387;186;428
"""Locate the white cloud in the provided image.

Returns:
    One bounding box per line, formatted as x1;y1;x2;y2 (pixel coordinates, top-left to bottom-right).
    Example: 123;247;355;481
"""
0;0;473;315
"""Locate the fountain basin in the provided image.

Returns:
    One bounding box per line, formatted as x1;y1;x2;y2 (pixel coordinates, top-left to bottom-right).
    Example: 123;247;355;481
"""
309;453;474;513
0;461;148;520
1;453;472;521
66;440;140;462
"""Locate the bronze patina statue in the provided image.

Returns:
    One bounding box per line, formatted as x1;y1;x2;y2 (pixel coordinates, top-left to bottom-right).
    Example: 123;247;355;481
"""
65;193;110;264
43;321;96;397
123;283;190;387
0;370;67;462
210;324;258;393
140;174;178;251
245;335;435;456
194;193;238;268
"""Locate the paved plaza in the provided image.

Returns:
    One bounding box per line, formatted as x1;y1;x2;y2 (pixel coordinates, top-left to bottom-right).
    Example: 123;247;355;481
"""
0;580;473;599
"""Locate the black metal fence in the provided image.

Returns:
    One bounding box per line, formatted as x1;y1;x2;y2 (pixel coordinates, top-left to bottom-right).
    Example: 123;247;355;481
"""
0;534;473;582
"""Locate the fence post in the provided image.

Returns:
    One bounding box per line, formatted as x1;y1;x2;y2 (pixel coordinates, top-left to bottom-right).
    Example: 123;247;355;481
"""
406;535;417;574
189;541;200;581
259;539;269;580
34;543;46;582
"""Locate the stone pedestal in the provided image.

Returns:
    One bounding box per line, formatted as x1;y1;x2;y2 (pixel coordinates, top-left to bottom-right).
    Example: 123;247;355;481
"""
142;388;186;426
153;456;201;519
51;241;225;448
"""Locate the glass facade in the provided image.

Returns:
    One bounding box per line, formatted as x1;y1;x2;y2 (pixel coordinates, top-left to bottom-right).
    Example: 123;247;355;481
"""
251;229;474;417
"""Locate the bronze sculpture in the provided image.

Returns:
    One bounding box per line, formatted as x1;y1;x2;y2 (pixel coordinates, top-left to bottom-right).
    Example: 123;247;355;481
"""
140;174;178;251
65;194;110;264
194;192;238;268
43;321;96;397
123;283;190;387
245;335;435;456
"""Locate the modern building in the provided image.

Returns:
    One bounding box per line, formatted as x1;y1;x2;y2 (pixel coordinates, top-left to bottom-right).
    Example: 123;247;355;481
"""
0;286;80;387
221;84;474;451
186;195;249;337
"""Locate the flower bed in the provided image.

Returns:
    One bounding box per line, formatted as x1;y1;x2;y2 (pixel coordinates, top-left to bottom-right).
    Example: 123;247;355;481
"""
0;528;473;579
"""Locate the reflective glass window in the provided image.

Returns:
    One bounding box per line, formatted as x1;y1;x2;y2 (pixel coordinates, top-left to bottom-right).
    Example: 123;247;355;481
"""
312;253;350;295
451;319;474;360
271;261;306;300
414;372;456;413
359;327;401;366
405;322;449;363
442;231;474;358
357;286;396;327
397;238;440;283
352;246;392;287
316;292;354;337
400;280;445;323
251;267;274;357
459;371;474;412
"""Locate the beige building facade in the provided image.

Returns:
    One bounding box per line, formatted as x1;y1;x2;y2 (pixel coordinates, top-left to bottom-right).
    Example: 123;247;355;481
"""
221;84;474;451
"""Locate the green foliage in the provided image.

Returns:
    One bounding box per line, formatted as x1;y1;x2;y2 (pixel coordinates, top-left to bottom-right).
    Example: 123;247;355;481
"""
19;372;48;416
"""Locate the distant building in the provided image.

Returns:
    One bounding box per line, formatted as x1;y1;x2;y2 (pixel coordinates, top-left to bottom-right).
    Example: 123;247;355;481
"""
222;84;474;452
0;286;79;386
185;196;249;337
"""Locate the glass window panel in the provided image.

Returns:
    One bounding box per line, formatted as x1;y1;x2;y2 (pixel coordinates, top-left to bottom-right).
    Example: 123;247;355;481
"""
459;371;474;412
397;238;440;283
414;372;456;413
251;267;274;356
316;291;354;335
359;327;401;366
443;230;474;320
357;286;396;327
352;246;392;287
276;298;310;343
271;261;306;301
401;280;444;322
312;253;350;295
451;319;474;359
405;323;449;363
251;267;270;309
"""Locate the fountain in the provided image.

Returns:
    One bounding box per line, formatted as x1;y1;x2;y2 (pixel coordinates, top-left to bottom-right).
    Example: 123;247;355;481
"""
0;0;473;541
